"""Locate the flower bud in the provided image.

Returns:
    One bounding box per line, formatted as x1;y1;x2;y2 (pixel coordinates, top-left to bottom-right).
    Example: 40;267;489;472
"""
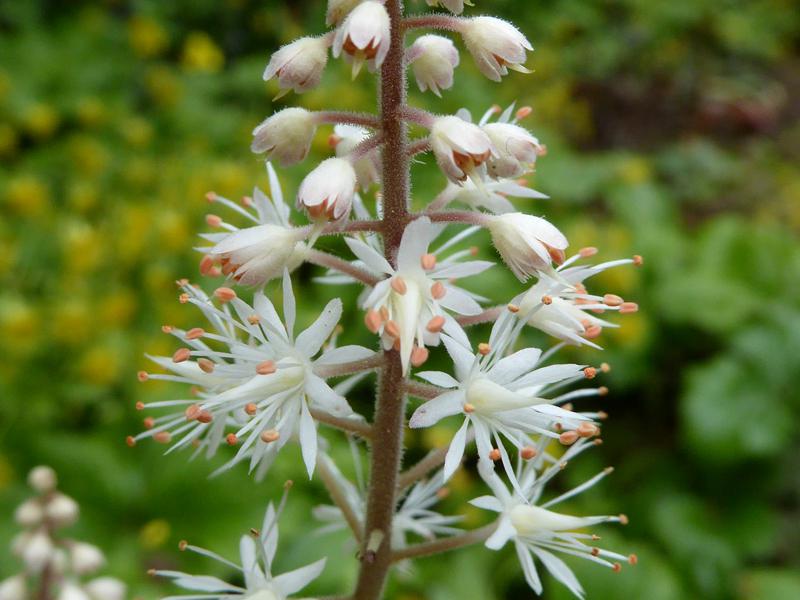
298;158;357;220
482;122;541;178
206;224;307;287
45;493;79;528
430;116;494;184
461;16;532;82
70;542;105;575
263;36;329;97
251;108;317;167
426;0;467;14
488;213;568;281
407;35;459;97
333;125;380;191
57;583;91;600
326;0;361;26
0;575;27;600
332;1;391;77
28;466;57;494
84;578;126;600
22;530;53;572
14;499;43;528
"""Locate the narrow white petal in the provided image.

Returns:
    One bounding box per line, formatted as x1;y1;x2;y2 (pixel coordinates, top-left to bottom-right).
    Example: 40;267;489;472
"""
443;418;470;481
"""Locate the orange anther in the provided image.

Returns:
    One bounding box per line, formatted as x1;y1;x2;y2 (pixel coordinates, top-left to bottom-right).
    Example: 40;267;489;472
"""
205;214;222;228
260;429;280;443
577;422;598;438
137;371;149;382
197;411;213;424
603;294;624;307
179;293;190;304
247;314;261;325
507;303;520;313
559;431;579;445
391;277;407;295
154;431;172;444
426;315;446;333
199;255;216;275
384;320;400;338
226;433;239;446
541;295;552;305
463;403;475;413
198;358;215;373
579;247;598;258
256;360;276;375
478;343;490;355
214;287;237;302
186;327;205;340
245;403;258;416
185;404;201;420
633;255;643;266
205;191;217;202
619;302;638;314
628;554;638;565
126;436;136;447
520;446;537;460
488;448;502;461
583;366;597;379
430;282;446;299
365;310;382;334
516;106;533;120
172;348;191;363
421;254;437;270
143;417;154;429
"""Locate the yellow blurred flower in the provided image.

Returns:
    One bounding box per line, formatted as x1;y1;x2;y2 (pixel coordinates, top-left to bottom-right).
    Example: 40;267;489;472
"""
50;300;92;346
156;210;191;252
62;220;103;274
67;181;99;213
211;161;250;198
119;116;154;148
0;297;40;356
69;136;110;176
145;66;182;107
99;290;138;328
22;103;60;139
128;15;169;58
75;97;108;128
617;157;653;185
140;519;171;550
3;175;50;216
78;342;122;386
115;206;152;265
0;123;18;157
181;32;225;73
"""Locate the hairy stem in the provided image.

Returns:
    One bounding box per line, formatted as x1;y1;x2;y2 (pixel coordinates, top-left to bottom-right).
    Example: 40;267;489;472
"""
310;408;373;439
406;137;431;157
313;354;385;379
306;249;380;286
405;380;444;400
353;0;409;597
316;110;382;129
391;523;498;562
427;210;491;227
456;305;504;327
403;14;464;33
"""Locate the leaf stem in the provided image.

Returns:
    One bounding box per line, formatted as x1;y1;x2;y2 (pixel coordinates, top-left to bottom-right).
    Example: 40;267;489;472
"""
391;523;498;562
306;249;380;286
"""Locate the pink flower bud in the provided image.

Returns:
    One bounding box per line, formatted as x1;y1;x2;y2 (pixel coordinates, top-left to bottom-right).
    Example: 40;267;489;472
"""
251;108;316;167
298;158;357;221
482;122;541;178
407;35;460;97
332;1;391;77
431;116;494;184
263;36;329;96
488;213;568;281
462;17;532;82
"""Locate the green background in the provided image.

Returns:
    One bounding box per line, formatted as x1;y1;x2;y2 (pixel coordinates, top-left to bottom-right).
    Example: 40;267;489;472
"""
1;0;799;598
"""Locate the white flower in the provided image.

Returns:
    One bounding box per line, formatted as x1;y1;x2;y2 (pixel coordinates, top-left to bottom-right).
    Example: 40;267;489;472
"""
347;216;492;373
482;122;541;179
14;499;43;527
45;493;79;528
409;322;595;486
251;108;317;167
510;251;640;348
442;178;548;214
314;453;461;551
56;582;90;600
263;36;329;97
426;0;467;14
326;0;361;26
135;274;374;479
461;17;532;82
407;35;460;97
430;115;495;184
28;466;57;493
69;542;105;575
487;212;568;281
155;501;326;600
22;530;53;572
332;125;380;191
297;157;357;221
83;577;126;600
473;459;632;599
200;164;309;287
0;575;26;600
332;1;391;77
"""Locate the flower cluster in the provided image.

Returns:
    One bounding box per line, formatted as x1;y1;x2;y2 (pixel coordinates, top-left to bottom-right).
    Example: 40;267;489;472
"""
136;1;642;598
0;467;126;600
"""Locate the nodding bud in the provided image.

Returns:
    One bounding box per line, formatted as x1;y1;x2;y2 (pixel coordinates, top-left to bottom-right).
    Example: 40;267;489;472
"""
407;35;460;97
70;542;105;575
28;466;57;494
487;213;569;281
482;122;541;179
430;116;494;184
326;0;361;26
297;158;357;221
251;107;317;167
461;16;532;82
263;36;329;96
425;0;467;15
332;1;391;77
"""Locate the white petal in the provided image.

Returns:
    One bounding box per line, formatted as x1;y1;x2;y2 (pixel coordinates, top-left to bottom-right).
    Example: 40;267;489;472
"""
438;285;483;315
305;374;353;416
488;347;543;385
397;217;443;272
299;401;318;478
273;557;327;596
415;371;459;388
441;334;475;380
315;345;375;365
485;516;515;550
433;260;494;279
517;542;544;594
345;237;393;274
443;418;470;481
296;298;343;357
511;364;583;390
408;390;464;428
531;547;585;599
282;270;296;338
468;495;504;512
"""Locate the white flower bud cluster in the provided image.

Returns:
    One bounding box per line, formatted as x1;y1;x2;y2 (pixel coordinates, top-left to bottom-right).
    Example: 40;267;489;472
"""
1;467;126;600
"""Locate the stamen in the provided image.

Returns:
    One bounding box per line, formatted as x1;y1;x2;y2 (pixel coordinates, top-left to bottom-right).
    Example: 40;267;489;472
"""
179;293;189;304
598;387;609;396
577;422;599;438
619;514;629;525
600;362;611;373
135;401;145;410
172;348;191;363
214;287;237;302
260;429;280;443
161;325;174;333
619;302;638;314
603;294;623;307
226;433;238;446
612;563;622;573
126;436;136;447
411;346;429;367
178;540;188;551
426;315;445;333
430;282;446;299
197;411;213;424
256;360;276;375
199;255;216;275
154;431;172;444
186;327;205;340
628;554;638;565
541;295;553;305
583;367;597;379
185;404;201;420
478;343;490;355
391;277;407;295
205;191;217;202
384;320;400;338
245;403;258;416
579;247;598;258
365;310;382;334
198;358;215;373
507;303;520;313
247;314;261;325
488;448;502;461
520;446;537;460
584;325;602;339
632;255;643;266
143;417;154;429
421;254;437;270
137;371;148;382
516;106;532;120
463;403;475;413
559;431;579;445
205;214;222;228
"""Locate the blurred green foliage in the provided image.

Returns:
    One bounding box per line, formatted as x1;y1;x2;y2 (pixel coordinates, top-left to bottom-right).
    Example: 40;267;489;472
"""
1;0;798;598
